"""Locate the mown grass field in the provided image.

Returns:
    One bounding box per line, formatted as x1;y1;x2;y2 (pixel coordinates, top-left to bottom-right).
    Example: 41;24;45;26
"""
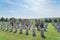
0;23;60;40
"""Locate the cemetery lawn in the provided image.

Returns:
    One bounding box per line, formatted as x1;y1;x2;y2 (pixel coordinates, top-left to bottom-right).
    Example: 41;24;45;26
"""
0;23;60;40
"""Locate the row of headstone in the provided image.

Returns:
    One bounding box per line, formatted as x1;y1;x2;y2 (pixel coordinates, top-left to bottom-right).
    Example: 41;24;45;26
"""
0;22;2;30
13;21;20;33
0;20;47;38
35;20;48;32
0;20;32;34
0;22;6;31
52;19;60;33
0;21;20;32
34;19;47;38
40;22;46;38
35;19;40;31
0;22;12;32
57;23;60;32
44;22;48;31
52;22;58;29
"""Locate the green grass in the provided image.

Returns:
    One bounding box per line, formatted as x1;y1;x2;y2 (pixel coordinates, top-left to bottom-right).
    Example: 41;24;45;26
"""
0;23;60;40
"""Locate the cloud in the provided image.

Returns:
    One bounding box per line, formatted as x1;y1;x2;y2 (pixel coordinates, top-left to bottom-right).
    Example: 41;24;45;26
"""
23;0;60;18
23;0;49;12
0;0;60;18
4;0;15;5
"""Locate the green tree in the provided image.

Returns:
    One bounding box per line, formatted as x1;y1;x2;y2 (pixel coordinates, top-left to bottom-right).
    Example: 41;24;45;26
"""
5;18;8;22
0;17;5;21
9;17;16;22
45;18;49;22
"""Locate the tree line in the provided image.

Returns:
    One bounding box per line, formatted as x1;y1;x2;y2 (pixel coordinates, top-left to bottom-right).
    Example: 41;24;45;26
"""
0;17;60;22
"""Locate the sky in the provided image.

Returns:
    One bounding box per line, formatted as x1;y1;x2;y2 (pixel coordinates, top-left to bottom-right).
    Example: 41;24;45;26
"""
0;0;60;18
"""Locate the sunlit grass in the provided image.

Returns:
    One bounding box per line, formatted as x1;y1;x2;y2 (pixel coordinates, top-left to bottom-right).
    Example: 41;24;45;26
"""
0;23;60;40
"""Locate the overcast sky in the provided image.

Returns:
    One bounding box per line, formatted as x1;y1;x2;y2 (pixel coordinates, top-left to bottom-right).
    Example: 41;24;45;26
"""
0;0;60;18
